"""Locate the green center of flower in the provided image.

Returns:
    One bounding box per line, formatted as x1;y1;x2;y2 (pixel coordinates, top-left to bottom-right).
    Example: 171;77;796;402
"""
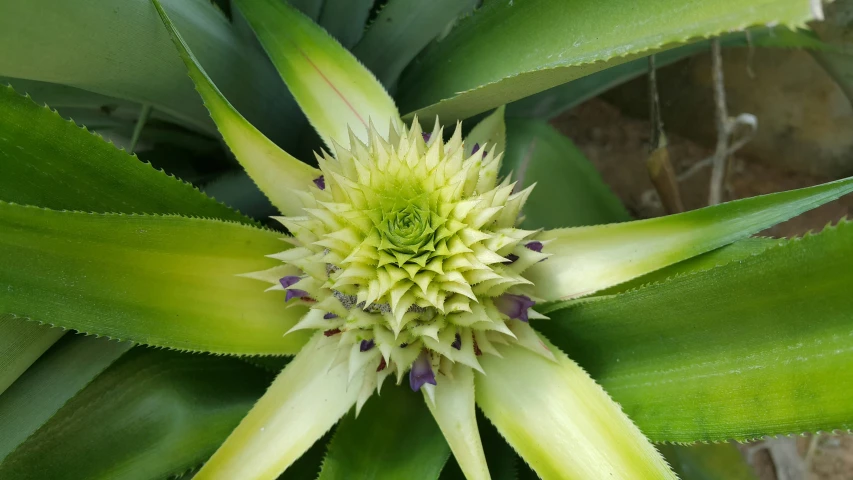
253;120;551;405
380;203;434;255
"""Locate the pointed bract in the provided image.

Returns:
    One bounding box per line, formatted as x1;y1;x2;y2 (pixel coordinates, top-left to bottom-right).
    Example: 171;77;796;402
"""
476;336;675;480
234;0;402;149
528;176;853;301
425;363;491;480
196;333;361;480
153;0;319;216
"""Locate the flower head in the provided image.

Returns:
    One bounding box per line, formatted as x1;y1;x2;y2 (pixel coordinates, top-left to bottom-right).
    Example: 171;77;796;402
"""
261;119;550;401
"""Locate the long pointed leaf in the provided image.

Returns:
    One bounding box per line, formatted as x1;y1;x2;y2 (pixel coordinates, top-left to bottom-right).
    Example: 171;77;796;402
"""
439;411;518;480
597;237;784;296
659;443;757;480
318;0;374;48
397;0;817;122
319;383;450;480
529;177;853;301
425;363;489;480
0;348;269;480
504;28;820;120
153;0;319;217
0;319;63;396
0;335;131;462
476;339;675;479
538;220;853;442
0;202;310;355
0;84;248;220
353;0;478;88
234;0;402;148
196;333;359;480
0;0;299;143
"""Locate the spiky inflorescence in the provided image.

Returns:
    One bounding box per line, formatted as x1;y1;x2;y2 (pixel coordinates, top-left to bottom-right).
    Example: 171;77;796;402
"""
246;118;553;408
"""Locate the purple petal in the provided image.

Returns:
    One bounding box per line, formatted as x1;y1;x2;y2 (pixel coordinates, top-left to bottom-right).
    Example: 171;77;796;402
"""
285;289;310;302
503;253;519;264
279;275;302;289
451;333;462;350
360;339;375;352
280;276;310;301
409;350;436;392
422;132;431;143
525;241;543;253
323;312;339;320
471;143;488;156
494;293;536;323
313;175;326;190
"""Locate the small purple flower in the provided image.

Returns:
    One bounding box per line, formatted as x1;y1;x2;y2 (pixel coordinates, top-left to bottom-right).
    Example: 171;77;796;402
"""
494;293;536;322
409;350;436;392
503;253;519;264
313;175;325;190
323;312;338;320
279;275;310;302
525;241;543;253
285;289;311;302
360;339;375;352
472;143;488;157
422;132;431;143
451;333;462;350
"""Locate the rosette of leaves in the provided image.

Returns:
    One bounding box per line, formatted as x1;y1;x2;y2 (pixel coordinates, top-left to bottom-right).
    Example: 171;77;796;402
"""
1;0;851;479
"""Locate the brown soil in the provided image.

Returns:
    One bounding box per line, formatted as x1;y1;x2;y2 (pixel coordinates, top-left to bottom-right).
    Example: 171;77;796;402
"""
552;98;853;238
551;98;853;480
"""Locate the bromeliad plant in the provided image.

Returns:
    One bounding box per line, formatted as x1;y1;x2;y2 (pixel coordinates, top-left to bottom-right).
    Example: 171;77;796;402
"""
2;0;853;479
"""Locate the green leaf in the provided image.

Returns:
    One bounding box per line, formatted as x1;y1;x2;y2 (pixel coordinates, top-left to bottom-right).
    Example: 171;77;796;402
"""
1;76;148;118
354;0;478;88
234;0;402;149
286;430;335;480
319;383;450;480
397;0;818;122
0;0;300;143
439;411;518;480
200;172;279;220
0;202;310;355
501;118;630;230
288;0;324;20
505;28;832;120
0;335;131;462
659;443;756;480
196;333;360;479
537;220;853;442
0;84;248;221
153;0;320;218
528;176;853;301
476;337;675;479
318;0;374;48
595;237;784;296
424;362;487;480
0;318;63;396
0;348;270;480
